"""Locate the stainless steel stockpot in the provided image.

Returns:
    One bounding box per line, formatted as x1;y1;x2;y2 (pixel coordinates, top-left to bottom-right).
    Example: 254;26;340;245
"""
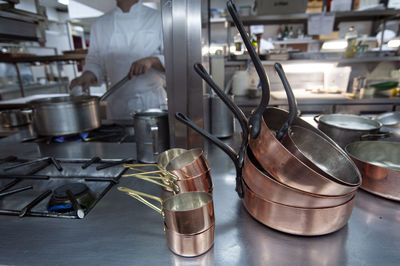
30;96;101;136
314;114;385;148
29;75;128;136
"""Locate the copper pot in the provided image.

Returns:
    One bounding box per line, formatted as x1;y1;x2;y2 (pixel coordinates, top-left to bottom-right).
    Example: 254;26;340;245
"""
281;125;361;186
165;223;215;257
118;187;214;235
346;141;400;201
176;113;356;209
157;148;187;191
166;149;213;193
242;180;355;236
243;149;356;208
166;148;210;177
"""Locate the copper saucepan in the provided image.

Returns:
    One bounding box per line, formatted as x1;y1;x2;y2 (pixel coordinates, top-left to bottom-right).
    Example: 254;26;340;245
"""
346;141;400;201
166;148;213;193
176;112;356;209
194;61;359;196
241;180;356;236
175;114;356;234
118;187;214;235
281;125;361;186
157;148;187;192
165;223;215;257
226;2;361;197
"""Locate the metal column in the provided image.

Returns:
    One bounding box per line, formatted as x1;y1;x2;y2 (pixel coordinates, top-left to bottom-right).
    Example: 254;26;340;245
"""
161;0;209;149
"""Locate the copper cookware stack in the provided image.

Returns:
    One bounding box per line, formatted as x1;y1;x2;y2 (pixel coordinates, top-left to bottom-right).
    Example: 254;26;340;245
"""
118;187;215;257
121;148;215;256
173;0;362;237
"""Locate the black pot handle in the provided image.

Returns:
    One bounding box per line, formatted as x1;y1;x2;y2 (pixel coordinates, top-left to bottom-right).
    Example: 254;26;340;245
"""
360;132;391;141
227;0;270;139
274;63;298;141
175;112;244;197
193;63;249;141
314;114;321;123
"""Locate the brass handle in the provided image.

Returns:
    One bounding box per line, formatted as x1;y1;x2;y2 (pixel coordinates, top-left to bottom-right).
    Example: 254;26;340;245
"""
130;174;180;193
118;187;163;215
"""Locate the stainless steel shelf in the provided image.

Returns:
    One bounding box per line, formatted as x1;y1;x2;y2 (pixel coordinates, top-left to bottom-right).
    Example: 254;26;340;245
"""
225;56;400;65
227;9;400;25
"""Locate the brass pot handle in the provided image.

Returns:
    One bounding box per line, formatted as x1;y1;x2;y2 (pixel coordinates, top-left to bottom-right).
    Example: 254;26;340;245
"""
130;174;180;193
118;187;163;214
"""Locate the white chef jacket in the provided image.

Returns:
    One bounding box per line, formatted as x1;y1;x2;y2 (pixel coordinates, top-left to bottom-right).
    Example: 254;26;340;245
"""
84;1;166;120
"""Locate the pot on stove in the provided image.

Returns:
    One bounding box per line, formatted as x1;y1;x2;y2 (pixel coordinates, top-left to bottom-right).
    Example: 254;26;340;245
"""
132;109;170;163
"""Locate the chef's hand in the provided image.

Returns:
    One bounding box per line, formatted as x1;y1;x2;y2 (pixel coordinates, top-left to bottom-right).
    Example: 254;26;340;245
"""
129;57;165;79
69;71;97;94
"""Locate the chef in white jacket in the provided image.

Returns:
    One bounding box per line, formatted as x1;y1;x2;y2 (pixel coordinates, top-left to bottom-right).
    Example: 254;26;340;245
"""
69;0;166;120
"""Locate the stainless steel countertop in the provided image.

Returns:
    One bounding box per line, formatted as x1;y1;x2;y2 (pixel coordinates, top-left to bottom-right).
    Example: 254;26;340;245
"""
0;139;399;265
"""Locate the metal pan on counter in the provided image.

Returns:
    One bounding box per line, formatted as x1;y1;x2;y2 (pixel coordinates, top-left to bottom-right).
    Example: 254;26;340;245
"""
314;114;389;148
373;111;400;138
29;74;129;136
346;141;400;201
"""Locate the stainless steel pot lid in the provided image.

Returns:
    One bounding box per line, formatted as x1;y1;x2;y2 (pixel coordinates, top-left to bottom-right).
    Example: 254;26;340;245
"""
133;108;168;118
374;112;400;127
346;141;400;171
30;96;98;106
319;114;381;131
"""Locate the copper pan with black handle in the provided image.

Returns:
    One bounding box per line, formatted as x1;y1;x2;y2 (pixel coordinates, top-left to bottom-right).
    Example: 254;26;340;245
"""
175;113;356;235
226;0;360;196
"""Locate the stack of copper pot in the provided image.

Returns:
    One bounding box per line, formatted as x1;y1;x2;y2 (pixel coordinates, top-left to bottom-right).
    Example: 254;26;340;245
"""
119;148;214;257
175;0;362;237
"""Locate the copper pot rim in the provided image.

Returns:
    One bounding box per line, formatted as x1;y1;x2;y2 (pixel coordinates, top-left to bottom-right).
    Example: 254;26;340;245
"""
242;179;356;210
244;152;357;201
285;125;361;186
157;148;188;170
163;191;214;212
169;168;211;181
345;140;400;171
166;148;206;171
251;119;361;189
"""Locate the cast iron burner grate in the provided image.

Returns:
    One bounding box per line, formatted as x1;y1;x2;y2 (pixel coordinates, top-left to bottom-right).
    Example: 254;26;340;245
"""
0;156;132;219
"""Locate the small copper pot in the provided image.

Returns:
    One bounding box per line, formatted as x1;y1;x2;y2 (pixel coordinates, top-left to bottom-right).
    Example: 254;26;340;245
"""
166;148;210;176
165;223;215;257
118;187;214;235
346;141;400;201
243;149;356;208
242;180;356;236
157;148;187;191
165;148;213;193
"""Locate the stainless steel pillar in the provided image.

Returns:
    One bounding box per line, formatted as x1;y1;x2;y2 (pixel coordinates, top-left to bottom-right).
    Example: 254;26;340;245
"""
161;0;209;149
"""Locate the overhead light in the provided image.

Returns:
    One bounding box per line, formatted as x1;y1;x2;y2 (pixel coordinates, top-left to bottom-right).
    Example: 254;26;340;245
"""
321;40;348;51
58;0;69;5
388;38;400;48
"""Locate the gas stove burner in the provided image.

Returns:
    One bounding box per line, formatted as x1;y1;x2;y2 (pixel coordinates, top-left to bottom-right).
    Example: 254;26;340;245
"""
53;133;89;143
48;183;95;216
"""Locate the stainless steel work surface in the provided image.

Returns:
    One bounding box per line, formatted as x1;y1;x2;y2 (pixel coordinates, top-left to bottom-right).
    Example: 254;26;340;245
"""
0;138;399;265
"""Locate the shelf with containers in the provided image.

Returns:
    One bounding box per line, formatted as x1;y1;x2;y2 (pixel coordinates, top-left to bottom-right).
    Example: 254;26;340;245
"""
225;9;400;60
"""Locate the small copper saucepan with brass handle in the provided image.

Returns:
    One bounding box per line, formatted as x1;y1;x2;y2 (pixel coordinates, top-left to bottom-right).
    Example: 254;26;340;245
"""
124;148;213;194
118;187;214;235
